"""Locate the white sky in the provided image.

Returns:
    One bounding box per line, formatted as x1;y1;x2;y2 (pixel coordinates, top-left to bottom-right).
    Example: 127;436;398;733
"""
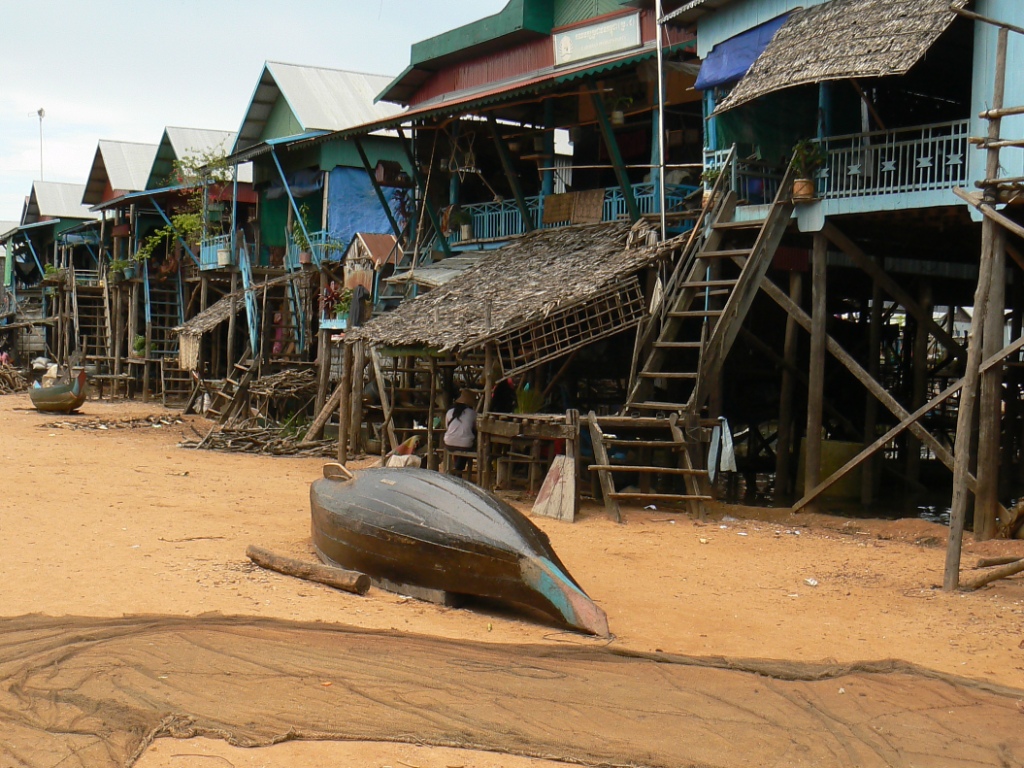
0;0;508;223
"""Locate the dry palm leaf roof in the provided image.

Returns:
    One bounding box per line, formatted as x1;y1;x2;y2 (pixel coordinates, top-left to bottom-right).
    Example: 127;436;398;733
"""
174;271;310;337
715;0;967;114
352;220;663;351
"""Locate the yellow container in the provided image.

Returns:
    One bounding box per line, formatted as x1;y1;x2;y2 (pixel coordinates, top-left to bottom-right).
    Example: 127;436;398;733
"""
795;438;863;500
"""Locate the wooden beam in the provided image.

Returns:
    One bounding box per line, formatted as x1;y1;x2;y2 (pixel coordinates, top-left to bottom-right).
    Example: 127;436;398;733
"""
976;224;1006;541
589;88;640;222
793;380;964;513
757;276;985;490
588;411;622;523
953;186;1024;241
337;341;353;463
487;115;535;232
396;126;452;259
775;272;801;495
862;279;883;505
823;222;965;361
804;234;827;502
370;345;398;453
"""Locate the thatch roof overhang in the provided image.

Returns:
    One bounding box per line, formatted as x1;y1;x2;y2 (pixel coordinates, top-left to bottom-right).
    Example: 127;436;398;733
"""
351;221;664;375
714;0;967;114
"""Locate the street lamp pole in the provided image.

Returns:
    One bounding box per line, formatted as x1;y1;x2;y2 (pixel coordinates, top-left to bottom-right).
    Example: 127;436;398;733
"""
37;108;45;181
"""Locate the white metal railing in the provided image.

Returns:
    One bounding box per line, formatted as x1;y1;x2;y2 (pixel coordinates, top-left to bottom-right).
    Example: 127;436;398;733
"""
818;120;970;199
448;183;698;244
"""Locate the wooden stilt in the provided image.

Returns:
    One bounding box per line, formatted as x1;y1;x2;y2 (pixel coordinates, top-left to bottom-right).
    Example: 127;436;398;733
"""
227;271;238;373
906;280;932;488
803;233;827;505
349;340;365;455
862;278;883;506
315;328;331;417
945;25;1008;590
337;340;353;463
774;271;801;497
427;356;438;470
976;227;1006;541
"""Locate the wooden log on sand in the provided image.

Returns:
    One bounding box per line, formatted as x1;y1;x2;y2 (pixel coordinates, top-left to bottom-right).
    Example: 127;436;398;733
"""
975;556;1024;569
246;545;370;595
961;558;1024;591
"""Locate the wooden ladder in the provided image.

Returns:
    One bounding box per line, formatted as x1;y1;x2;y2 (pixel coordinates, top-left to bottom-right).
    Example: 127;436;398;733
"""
205;351;257;425
587;411;710;521
628;158;797;416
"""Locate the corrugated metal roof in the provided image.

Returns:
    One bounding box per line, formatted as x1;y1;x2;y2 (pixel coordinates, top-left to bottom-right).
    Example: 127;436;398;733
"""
147;127;253;188
0;221;19;241
234;62;404;152
82;140;158;205
24;182;97;223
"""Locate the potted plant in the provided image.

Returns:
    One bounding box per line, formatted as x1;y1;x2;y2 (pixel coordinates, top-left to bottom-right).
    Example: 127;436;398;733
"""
293;203;313;265
700;166;722;206
108;258;129;284
122;260;138;280
792;139;826;201
449;207;473;241
42;263;67;283
131;334;147;358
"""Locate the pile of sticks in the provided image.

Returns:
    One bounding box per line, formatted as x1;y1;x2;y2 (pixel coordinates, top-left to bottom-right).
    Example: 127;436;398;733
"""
182;426;336;457
248;368;319;399
0;366;28;394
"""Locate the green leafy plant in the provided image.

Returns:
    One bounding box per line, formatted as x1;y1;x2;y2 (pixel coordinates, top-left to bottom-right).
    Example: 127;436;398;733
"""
132;334;147;357
448;207;472;228
700;166;722;186
43;263;60;277
137;149;234;262
109;258;130;273
792;139;826;179
292;203;313;253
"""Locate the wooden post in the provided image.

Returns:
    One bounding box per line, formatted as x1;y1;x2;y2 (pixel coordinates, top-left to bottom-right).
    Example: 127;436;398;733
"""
348;339;365;454
861;278;883;505
427;355;438;470
774;271;801;497
976;227;1006;541
906;280;932;487
803;233;827;505
337;340;354;463
198;274;209;374
227;271;238;369
315;328;331;416
945;25;1007;590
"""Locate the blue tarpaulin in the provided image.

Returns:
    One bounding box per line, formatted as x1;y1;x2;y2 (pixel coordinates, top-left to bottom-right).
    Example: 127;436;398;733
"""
694;14;791;91
266;169;324;200
326;167;401;250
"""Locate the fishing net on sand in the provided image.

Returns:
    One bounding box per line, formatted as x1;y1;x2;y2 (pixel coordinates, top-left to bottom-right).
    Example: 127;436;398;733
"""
2;614;1021;768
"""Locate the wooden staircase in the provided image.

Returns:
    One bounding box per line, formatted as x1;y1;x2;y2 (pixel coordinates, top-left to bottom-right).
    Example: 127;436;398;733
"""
75;287;111;367
205;352;257;425
587;151;797;516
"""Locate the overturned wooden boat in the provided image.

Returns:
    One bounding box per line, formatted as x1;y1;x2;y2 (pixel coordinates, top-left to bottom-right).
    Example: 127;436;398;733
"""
310;464;609;636
29;370;87;413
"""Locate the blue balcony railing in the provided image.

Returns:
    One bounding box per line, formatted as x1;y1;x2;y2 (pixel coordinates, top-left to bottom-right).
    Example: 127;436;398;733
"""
703;120;970;206
448;183;698;244
199;234;231;271
286;230;346;269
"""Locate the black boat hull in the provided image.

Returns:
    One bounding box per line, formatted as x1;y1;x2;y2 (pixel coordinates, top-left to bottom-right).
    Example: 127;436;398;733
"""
310;466;608;635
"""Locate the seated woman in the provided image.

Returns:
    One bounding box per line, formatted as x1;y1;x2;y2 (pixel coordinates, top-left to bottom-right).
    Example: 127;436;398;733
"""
443;389;477;472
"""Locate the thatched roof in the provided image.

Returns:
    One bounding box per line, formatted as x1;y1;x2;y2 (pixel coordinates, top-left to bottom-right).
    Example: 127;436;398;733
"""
174;272;309;337
352;221;662;351
715;0;966;114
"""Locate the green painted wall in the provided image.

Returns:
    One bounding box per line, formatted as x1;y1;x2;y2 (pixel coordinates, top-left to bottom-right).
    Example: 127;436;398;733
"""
261;96;303;142
318;136;408;172
553;0;623;27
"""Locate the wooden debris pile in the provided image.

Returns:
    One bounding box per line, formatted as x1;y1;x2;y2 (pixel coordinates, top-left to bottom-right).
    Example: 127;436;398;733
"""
41;415;187;431
247;368;319;400
181;426;336;457
0;366;29;394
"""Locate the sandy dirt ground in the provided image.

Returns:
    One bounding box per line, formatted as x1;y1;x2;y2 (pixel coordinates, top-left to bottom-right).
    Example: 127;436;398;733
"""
2;394;1023;766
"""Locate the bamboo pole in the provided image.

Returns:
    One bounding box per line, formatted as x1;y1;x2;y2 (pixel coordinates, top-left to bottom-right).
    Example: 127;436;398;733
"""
348;339;365;454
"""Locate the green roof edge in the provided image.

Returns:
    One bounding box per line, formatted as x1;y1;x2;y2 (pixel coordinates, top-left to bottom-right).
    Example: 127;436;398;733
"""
410;0;553;67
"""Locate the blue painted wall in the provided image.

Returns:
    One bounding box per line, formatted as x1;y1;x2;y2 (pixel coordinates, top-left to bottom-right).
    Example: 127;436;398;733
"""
695;0;829;57
970;0;1024;187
